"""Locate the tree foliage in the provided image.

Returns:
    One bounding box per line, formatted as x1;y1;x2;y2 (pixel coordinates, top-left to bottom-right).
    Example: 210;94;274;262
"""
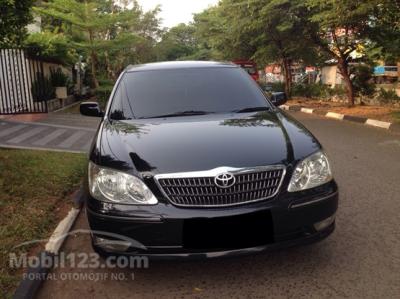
155;23;198;61
189;0;398;105
305;0;380;105
14;0;399;105
0;0;34;47
192;0;320;96
366;0;400;64
193;3;256;61
24;31;77;64
34;0;161;86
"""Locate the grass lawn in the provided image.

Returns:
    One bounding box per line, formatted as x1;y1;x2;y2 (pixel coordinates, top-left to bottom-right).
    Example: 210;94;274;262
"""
0;149;87;298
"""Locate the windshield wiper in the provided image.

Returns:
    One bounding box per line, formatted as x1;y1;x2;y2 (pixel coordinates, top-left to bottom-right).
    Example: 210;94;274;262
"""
139;110;212;119
232;106;271;113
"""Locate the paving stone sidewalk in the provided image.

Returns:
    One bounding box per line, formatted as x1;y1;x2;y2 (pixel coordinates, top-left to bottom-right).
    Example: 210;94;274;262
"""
0;113;100;153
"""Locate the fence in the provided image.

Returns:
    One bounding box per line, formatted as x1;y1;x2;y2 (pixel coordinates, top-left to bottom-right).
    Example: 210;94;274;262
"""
0;48;48;114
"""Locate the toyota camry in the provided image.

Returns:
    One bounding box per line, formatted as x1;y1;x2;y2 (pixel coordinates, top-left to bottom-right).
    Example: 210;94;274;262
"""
80;61;338;259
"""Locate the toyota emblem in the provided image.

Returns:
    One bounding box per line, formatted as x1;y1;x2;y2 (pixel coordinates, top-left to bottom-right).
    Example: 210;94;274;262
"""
214;172;236;188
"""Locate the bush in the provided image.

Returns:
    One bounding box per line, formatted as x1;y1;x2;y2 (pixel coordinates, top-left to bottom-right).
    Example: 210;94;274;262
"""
95;81;114;108
352;65;375;97
378;88;400;103
262;81;350;99
326;85;347;98
50;67;69;87
31;73;55;102
292;83;330;98
259;82;285;92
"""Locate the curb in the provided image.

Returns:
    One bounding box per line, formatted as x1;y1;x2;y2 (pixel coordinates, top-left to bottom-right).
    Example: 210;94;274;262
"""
45;208;80;254
13;252;56;299
326;112;344;120
13;191;83;299
280;104;399;133
52;101;81;113
0;143;87;154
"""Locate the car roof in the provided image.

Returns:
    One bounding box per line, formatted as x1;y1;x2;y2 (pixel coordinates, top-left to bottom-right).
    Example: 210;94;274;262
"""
125;61;237;72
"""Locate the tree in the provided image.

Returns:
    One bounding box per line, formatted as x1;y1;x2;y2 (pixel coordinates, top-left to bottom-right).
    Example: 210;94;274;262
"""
0;0;34;47
306;0;378;106
366;0;400;80
110;2;162;71
34;0;149;87
155;23;198;61
192;0;318;96
236;0;319;96
24;31;77;65
193;3;257;61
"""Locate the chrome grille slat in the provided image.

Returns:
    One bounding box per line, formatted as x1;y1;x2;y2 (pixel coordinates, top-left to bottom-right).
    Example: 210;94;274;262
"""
156;166;285;207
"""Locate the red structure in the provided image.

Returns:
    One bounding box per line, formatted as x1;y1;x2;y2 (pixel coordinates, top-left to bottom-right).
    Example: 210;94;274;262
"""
232;60;259;81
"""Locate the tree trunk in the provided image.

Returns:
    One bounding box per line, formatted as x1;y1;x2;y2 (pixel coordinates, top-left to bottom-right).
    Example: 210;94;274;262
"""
397;62;400;81
88;28;99;89
90;51;99;88
337;58;354;106
104;51;116;81
282;58;292;98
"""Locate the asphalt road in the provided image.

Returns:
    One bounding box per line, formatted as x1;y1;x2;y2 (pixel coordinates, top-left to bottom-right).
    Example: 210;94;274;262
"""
37;111;400;298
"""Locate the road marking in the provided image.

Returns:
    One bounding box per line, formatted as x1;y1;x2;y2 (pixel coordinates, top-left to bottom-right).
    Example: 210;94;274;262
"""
280;105;290;110
1;120;96;132
0;124;27;137
58;131;86;148
366;119;391;129
6;127;46;144
32;129;67;146
301;108;314;114
326;112;344;120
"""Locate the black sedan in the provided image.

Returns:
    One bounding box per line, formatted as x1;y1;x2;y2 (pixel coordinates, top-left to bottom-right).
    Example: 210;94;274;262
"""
80;61;338;259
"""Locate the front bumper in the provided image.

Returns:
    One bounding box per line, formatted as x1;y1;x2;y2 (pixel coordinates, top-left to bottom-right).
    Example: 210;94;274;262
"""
86;181;338;259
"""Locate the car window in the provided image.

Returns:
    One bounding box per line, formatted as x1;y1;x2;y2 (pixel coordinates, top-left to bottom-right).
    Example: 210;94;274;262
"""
109;80;135;120
109;67;270;119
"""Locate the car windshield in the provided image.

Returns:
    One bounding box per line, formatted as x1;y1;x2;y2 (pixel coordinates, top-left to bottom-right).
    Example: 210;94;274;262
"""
242;66;257;75
109;67;270;120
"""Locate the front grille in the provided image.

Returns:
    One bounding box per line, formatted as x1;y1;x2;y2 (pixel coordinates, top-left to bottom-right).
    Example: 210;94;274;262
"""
156;167;285;207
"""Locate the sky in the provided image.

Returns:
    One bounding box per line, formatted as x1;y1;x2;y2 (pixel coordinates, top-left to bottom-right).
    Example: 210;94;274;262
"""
137;0;219;28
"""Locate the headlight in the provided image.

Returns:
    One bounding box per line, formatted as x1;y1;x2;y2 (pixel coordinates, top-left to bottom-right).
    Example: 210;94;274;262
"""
288;151;332;192
88;162;157;205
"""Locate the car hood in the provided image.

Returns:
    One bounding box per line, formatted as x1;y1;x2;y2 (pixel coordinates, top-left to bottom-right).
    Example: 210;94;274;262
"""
98;111;320;175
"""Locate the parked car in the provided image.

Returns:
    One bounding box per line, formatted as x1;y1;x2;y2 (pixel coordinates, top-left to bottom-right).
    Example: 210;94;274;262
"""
81;61;338;259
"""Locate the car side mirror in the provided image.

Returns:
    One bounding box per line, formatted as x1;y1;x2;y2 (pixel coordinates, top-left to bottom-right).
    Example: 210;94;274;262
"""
270;92;287;107
80;102;104;117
